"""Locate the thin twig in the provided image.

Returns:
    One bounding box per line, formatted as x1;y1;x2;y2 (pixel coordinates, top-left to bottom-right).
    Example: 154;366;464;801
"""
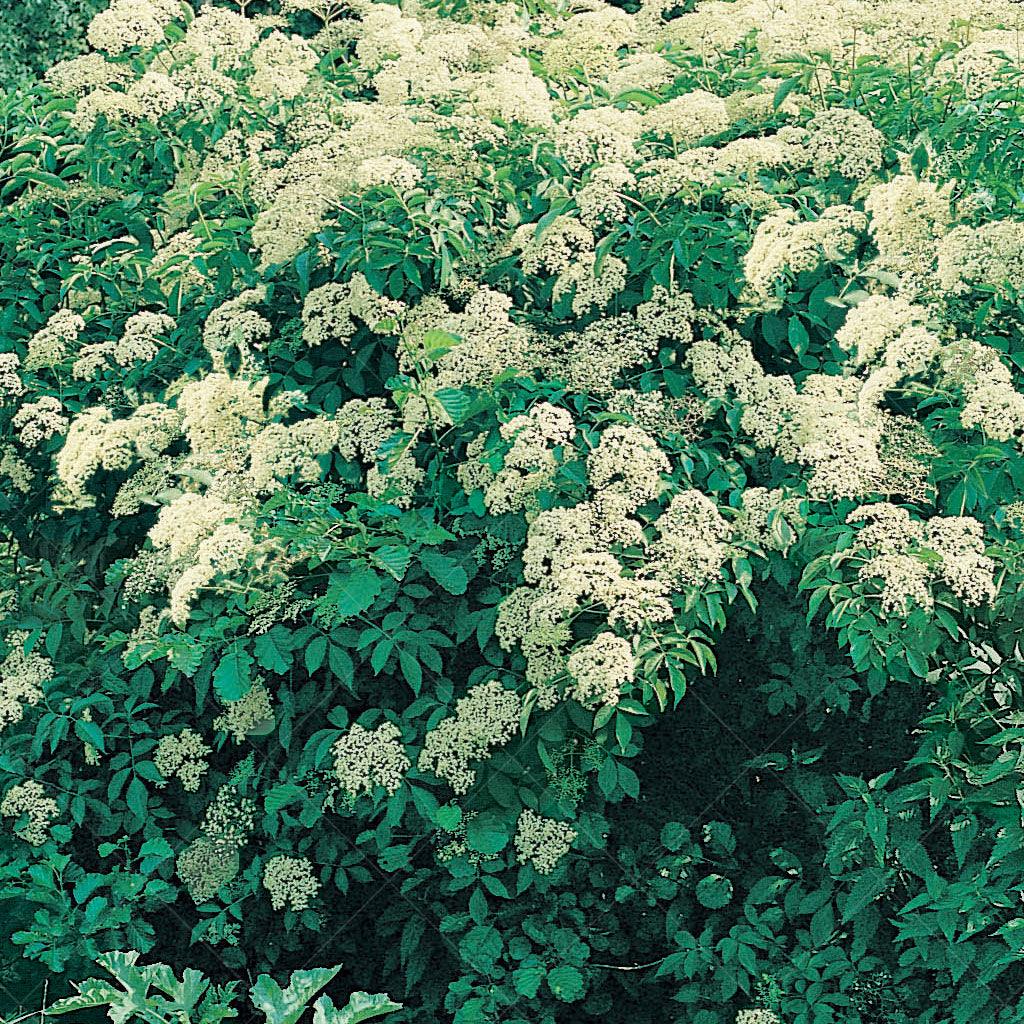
591;956;668;971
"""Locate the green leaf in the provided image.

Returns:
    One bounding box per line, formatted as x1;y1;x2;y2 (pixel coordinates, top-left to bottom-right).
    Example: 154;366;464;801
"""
250;966;342;1024
138;837;174;872
328;645;355;688
469;887;489;923
695;874;733;909
329;565;382;619
512;963;546;998
840;868;891;923
546;965;585;1002
214;645;253;702
773;76;800;110
265;784;306;814
612;88;662;107
660;822;690;852
312;992;403;1024
435;387;473;424
254;628;293;674
46;979;121;1015
372;545;412;580
126;777;148;819
459;925;503;973
75;718;105;753
420;330;461;359
420;551;468;595
466;811;510;855
435;804;463;831
305;635;328;675
16;169;68;191
788;317;810;358
399;652;423;693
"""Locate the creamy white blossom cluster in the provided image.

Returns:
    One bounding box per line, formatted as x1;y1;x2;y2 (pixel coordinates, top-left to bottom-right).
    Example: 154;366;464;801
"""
735;1011;781;1024
154;727;211;792
847;505;997;613
25;310;86;371
566;632;635;708
262;855;320;912
863;175;953;284
687;335;912;501
0;632;53;732
114;312;175;366
177;784;256;903
804;109;885;181
12;397;68;447
937;219;1024;298
462;403;576;515
214;681;275;743
513;809;576;874
732;488;803;551
56;404;181;507
332;722;411;797
836;296;1024;449
87;0;182;55
742;206;866;310
1;780;59;846
0;354;24;402
512;215;626;315
418;681;521;793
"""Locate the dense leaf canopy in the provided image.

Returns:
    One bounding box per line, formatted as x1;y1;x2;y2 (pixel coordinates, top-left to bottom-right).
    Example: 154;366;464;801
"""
3;2;1024;1023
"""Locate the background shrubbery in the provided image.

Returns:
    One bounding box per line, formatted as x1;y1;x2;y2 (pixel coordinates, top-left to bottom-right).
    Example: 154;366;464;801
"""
3;2;1024;1024
0;0;105;89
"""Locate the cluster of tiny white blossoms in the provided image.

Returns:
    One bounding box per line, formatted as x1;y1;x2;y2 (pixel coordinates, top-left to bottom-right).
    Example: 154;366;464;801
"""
513;809;576;874
735;1011;781;1024
154;727;212;792
12;397;68;447
0;353;24;402
741;205;866;311
0;633;53;732
847;505;997;613
332;721;411;798
177;784;257;903
461;403;576;516
214;681;275;743
1;780;59;846
24;310;85;371
566;633;635;708
418;681;521;793
262;855;320;912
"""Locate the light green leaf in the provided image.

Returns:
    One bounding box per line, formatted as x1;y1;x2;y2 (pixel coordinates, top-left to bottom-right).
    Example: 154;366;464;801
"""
695;874;733;909
546;965;585;1002
251;966;342;1024
420;551;468;595
312;991;402;1024
214;645;253;702
329;565;382;619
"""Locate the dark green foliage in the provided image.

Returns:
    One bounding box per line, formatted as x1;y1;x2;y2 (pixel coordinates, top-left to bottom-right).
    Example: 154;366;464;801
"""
0;0;105;89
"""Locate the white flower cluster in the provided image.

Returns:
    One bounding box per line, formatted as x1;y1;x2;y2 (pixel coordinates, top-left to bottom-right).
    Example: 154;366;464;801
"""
154;728;211;792
262;855;320;912
848;505;997;612
214;680;275;743
0;632;52;732
742;206;866;310
513;809;576;874
25;310;85;371
467;403;576;515
1;780;59;846
332;722;411;797
418;681;521;793
566;632;635;708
